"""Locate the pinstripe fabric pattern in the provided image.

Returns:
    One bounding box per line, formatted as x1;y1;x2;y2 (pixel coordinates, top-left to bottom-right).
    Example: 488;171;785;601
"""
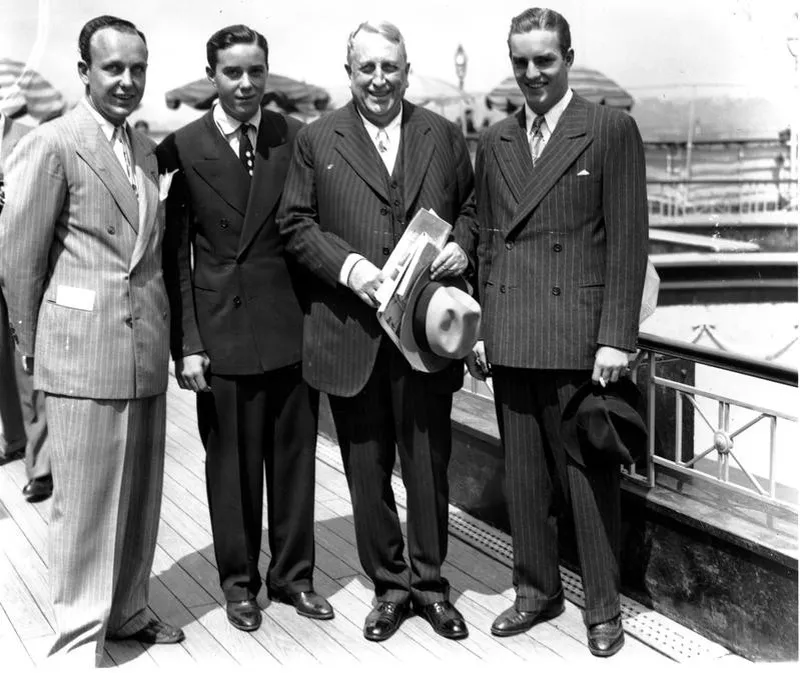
45;393;166;664
474;95;648;370
277;101;476;397
493;367;621;625
0;103;169;399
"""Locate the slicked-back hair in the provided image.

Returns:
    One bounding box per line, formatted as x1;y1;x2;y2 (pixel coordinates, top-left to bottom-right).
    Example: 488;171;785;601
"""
206;24;269;71
79;15;147;66
508;7;571;57
346;20;407;68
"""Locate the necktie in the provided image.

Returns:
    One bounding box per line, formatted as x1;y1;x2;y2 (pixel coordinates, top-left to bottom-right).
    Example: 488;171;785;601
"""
113;126;137;192
376;128;389;154
239;123;255;177
529;114;545;167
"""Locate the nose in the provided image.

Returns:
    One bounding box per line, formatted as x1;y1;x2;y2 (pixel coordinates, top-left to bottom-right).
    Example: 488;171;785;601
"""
240;73;253;91
372;66;386;85
119;68;134;88
525;61;540;80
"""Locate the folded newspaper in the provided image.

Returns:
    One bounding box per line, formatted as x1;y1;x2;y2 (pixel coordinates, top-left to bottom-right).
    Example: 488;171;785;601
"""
375;208;452;350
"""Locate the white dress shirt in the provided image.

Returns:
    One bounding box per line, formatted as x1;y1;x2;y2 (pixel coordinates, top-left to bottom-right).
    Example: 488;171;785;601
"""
82;98;138;193
524;87;574;152
212;100;261;156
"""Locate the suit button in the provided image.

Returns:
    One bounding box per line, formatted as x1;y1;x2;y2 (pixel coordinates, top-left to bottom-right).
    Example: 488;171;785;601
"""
124;316;133;326
106;225;116;235
382;247;390;256
553;243;563;252
220;219;229;229
390;180;398;189
505;241;514;250
233;296;242;307
380;207;389;216
394;199;400;206
500;284;506;293
551;286;561;296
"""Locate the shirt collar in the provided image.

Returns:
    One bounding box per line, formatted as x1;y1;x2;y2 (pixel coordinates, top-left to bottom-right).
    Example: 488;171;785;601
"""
525;87;573;136
212;100;262;137
82;97;125;142
358;105;403;139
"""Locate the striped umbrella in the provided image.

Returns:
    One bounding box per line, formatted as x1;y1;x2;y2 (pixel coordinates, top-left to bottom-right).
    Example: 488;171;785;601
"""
165;73;330;113
485;66;634;113
0;58;66;121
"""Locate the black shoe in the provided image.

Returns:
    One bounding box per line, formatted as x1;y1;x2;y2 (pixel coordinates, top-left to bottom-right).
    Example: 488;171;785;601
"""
268;589;334;620
491;600;565;637
418;600;469;640
363;601;408;642
226;599;262;631
587;615;624;657
22;475;53;503
110;619;185;644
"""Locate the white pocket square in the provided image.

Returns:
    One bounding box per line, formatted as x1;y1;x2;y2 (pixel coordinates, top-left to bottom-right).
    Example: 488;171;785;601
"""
577;169;590;176
159;170;178;201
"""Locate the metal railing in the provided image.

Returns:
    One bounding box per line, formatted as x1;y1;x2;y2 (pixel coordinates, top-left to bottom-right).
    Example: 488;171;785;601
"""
631;333;798;509
647;179;797;217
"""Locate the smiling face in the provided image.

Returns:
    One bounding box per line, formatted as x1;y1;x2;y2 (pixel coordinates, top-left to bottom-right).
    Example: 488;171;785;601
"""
78;27;148;126
207;42;268;123
346;30;409;128
509;28;573;115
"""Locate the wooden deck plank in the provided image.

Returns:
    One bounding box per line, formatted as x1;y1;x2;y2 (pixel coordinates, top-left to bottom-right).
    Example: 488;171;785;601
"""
0;602;35;668
0;544;52;639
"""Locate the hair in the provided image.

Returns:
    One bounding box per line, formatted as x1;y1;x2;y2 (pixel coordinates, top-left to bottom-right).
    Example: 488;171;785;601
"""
346;20;407;68
206;24;269;71
78;15;146;66
507;7;571;57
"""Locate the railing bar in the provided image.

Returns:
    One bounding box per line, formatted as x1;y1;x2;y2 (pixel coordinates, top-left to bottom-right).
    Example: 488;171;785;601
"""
722;404;730;483
769;417;777;499
647;353;657;488
683;444;718;468
652;377;798;420
683;392;718;433
674;391;683;463
727;449;769;496
728;413;768;441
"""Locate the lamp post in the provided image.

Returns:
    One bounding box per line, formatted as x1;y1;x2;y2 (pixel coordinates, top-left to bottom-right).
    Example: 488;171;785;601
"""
454;44;468;136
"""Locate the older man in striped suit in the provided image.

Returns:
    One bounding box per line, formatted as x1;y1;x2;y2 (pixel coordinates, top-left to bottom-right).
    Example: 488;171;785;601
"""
278;19;476;643
470;7;648;657
0;15;183;665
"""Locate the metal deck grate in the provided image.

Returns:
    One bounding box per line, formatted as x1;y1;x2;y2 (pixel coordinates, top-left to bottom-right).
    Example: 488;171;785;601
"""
316;437;733;663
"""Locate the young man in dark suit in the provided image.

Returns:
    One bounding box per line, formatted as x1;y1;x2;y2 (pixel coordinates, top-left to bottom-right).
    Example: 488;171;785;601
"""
157;24;332;633
469;6;648;657
278;19;476;643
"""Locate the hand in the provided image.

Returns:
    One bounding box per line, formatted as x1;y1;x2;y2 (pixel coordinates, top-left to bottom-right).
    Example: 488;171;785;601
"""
465;340;490;381
21;355;34;376
592;346;630;387
347;258;384;307
429;242;467;280
175;352;211;393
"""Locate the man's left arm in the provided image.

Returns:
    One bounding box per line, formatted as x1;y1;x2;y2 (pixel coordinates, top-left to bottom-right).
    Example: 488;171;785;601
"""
430;122;477;281
594;112;649;383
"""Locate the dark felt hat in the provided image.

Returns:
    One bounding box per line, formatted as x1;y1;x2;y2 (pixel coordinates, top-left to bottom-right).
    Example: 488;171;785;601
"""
561;378;647;467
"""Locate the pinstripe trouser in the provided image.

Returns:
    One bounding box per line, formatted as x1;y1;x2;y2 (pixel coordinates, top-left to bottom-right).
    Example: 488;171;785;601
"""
45;393;166;666
493;367;622;626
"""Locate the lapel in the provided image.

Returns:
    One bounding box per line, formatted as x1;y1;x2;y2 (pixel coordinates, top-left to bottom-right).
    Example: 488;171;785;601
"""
237;112;291;258
128;128;159;271
192;111;251;216
505;95;592;236
72;104;139;231
400;102;434;213
334;102;389;202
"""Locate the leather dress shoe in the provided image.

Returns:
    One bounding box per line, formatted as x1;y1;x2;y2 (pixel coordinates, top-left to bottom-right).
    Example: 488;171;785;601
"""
587;615;624;657
268;589;334;620
418;600;469;640
491;600;565;637
226;599;262;631
110;619;185;644
22;475;53;503
363;601;408;642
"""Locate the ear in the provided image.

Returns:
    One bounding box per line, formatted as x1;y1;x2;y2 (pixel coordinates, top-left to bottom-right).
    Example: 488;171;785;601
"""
77;60;90;87
404;62;411;75
565;48;575;68
205;66;216;86
344;63;352;77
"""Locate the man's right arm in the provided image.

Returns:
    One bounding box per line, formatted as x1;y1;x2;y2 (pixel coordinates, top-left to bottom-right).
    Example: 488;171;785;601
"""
0;130;65;359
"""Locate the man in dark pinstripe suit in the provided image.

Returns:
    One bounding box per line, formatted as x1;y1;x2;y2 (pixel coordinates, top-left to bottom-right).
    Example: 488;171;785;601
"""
278;20;476;643
469;7;648;657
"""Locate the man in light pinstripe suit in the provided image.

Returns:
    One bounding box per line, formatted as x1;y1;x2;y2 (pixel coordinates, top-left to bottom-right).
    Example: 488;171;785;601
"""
469;7;648;657
0;15;183;665
278;20;475;643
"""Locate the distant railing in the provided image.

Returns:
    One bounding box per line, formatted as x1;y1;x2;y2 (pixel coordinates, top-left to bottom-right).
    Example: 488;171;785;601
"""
631;333;798;510
647;179;797;217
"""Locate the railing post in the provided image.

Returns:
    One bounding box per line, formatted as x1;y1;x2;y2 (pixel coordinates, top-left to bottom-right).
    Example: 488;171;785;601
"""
648;351;657;487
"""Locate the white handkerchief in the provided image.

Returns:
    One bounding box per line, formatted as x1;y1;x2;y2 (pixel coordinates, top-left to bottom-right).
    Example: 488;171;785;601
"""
577;169;590;177
55;285;95;311
159;169;178;201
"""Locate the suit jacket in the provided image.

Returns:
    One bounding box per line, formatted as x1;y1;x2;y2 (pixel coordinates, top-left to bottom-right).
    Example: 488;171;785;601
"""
278;101;477;397
474;94;648;370
1;115;32;179
157;109;305;375
0;102;169;399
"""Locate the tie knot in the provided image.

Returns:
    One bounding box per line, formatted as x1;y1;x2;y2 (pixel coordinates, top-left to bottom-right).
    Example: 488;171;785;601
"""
531;115;545;137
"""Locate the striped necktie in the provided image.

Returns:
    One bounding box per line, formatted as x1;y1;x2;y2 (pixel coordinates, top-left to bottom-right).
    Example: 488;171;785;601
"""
529;114;545;167
113;126;137;192
239;123;255;177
